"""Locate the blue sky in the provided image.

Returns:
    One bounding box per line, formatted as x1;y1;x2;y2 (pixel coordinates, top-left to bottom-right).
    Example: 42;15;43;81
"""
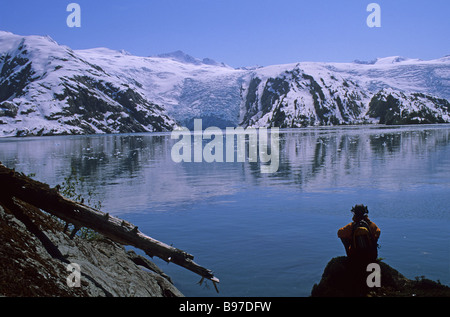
0;0;449;67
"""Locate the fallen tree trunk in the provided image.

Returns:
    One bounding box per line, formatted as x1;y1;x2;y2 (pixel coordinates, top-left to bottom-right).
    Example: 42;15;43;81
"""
0;163;219;284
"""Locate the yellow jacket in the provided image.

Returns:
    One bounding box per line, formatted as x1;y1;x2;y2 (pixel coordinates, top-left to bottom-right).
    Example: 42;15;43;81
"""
337;216;380;256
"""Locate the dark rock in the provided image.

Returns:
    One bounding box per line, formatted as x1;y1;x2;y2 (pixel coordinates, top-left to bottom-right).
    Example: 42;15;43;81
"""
0;201;183;297
311;256;450;297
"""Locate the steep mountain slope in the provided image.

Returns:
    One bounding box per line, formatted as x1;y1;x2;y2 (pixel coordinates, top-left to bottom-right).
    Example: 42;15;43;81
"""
0;31;178;137
240;58;450;127
1;31;449;137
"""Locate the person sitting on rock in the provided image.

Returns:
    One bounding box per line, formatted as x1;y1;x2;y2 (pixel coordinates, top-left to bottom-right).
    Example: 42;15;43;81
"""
337;204;381;264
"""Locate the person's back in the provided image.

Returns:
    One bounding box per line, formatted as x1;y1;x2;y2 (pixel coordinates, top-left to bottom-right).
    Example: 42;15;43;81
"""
338;205;380;264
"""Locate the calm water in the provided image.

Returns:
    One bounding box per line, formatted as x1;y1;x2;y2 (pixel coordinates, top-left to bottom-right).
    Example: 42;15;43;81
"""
1;124;449;297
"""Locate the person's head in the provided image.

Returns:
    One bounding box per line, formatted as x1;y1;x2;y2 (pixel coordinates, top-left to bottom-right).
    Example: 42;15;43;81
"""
351;204;369;221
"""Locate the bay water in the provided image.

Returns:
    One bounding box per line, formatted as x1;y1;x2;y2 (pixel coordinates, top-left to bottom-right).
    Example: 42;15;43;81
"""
1;124;449;296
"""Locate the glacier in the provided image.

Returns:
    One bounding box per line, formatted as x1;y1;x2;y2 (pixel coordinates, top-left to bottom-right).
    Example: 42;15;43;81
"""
0;30;449;137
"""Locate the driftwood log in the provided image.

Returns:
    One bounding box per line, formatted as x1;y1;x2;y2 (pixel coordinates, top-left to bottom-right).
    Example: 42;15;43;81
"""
0;163;219;285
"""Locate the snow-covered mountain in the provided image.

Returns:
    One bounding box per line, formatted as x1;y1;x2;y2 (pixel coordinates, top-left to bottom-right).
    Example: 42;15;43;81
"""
240;57;450;128
0;31;179;137
1;31;449;137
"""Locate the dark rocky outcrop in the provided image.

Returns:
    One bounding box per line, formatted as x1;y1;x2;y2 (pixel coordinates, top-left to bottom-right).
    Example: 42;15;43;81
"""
311;256;450;297
0;201;183;297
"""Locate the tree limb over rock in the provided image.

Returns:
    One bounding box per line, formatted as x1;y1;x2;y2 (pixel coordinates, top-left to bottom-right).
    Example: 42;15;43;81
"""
0;163;219;285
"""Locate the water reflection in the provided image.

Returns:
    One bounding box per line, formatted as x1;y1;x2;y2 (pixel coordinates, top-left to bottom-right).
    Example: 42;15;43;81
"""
1;125;450;214
2;125;449;296
275;126;450;192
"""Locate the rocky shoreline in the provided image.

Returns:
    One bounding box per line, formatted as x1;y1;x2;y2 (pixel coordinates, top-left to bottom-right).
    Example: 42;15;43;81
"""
311;256;450;297
0;200;183;297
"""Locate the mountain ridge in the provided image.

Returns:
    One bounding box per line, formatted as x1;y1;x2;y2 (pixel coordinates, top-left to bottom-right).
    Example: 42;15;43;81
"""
1;31;449;137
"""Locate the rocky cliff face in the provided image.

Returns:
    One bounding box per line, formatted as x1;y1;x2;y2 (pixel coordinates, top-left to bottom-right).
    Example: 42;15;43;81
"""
240;60;450;128
0;201;182;297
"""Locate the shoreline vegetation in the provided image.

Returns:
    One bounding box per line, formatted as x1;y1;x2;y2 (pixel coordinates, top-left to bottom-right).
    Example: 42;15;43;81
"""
0;163;449;297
